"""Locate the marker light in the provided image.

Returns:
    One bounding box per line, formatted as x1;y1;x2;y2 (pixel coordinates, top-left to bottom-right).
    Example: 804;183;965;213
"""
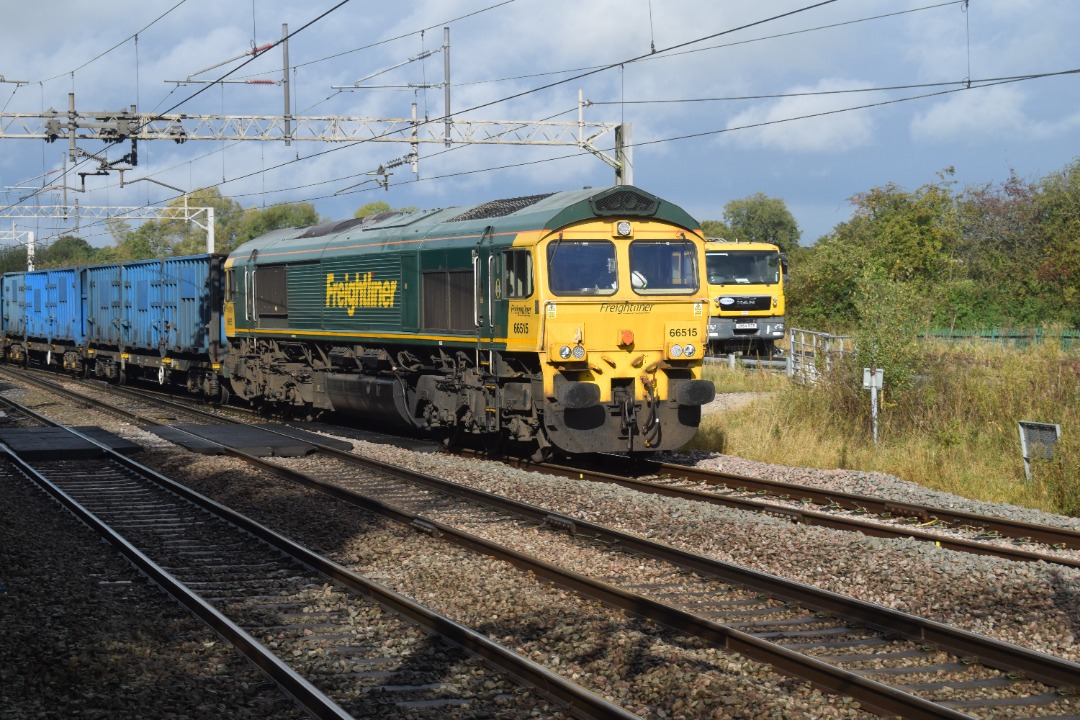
669;344;684;358
571;345;586;360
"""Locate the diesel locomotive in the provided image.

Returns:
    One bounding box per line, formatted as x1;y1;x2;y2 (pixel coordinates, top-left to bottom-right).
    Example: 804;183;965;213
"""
1;185;716;457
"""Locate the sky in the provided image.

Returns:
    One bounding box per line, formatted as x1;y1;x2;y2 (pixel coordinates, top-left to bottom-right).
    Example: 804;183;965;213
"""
1;0;1078;250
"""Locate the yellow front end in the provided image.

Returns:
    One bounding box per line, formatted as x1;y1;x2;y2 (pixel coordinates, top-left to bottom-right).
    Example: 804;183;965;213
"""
513;218;715;454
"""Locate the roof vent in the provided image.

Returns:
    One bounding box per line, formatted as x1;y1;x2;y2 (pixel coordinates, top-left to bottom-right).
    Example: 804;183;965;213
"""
449;193;554;222
299;218;365;238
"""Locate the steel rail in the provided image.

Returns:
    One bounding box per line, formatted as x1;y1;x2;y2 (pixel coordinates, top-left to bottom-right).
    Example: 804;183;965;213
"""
0;367;229;427
203;456;986;719
563;452;1080;552
487;454;1080;569
0;382;640;720
8;370;1080;715
168;431;1080;717
0;442;354;720
12;366;1078;556
36;365;1080;565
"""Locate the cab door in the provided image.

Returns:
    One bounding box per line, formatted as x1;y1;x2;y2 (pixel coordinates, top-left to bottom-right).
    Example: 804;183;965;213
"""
474;226;496;350
472;225;499;434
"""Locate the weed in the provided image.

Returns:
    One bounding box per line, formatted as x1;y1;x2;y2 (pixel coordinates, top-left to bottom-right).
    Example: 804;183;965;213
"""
691;339;1078;517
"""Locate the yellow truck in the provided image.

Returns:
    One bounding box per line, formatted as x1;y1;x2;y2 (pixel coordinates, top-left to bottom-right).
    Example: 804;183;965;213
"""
704;239;786;356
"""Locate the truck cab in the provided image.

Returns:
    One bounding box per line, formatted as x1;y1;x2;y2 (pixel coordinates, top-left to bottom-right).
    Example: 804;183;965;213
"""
704;239;785;356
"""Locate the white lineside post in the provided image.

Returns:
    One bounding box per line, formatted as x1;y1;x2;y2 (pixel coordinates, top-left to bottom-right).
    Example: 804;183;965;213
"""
282;23;291;146
443;26;451;148
207;207;215;253
180;191;213;253
863;366;884;444
615;122;633;186
26;230;34;271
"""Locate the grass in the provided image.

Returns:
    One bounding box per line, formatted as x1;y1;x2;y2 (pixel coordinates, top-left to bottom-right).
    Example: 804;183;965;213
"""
689;342;1080;517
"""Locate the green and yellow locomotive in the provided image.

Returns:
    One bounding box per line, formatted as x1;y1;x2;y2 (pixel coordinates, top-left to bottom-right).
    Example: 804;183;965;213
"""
223;185;715;456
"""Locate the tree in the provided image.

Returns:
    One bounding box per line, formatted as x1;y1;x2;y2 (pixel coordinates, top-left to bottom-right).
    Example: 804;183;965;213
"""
101;187;246;260
786;159;1080;333
37;235;98;268
354;201;392;218
786;176;958;331
784;215;871;330
211;202;319;255
722;192;801;252
1033;159;1080;324
354;200;418;219
848;180;959;285
0;245;29;274
699;219;731;239
173;187;246;256
103;188;318;258
953;172;1048;326
114;220;174;261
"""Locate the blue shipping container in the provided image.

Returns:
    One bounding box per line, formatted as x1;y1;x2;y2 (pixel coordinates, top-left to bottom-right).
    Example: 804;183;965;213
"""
121;255;221;356
1;272;27;339
85;264;123;347
24;267;84;345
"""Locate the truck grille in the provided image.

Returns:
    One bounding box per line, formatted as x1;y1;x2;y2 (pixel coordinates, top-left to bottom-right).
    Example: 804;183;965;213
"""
718;295;772;311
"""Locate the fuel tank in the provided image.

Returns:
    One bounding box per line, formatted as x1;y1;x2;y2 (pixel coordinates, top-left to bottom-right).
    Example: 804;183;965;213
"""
324;374;416;428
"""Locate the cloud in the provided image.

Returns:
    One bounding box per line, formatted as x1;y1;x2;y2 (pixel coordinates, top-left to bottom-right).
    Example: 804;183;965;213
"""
720;79;875;152
911;84;1080;143
910;85;1028;141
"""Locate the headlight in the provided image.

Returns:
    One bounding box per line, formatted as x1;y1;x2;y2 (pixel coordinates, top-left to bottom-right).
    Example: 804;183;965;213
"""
558;344;586;361
669;344;684;358
683;343;697;357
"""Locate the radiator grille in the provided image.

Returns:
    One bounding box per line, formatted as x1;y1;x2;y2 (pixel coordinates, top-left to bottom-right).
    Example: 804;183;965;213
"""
449;193;554;222
591;189;659;215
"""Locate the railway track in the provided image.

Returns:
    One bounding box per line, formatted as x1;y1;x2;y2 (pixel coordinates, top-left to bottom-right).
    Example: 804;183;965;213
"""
4;368;1079;717
206;449;1080;719
0;414;630;719
509;454;1080;569
11;366;1079;571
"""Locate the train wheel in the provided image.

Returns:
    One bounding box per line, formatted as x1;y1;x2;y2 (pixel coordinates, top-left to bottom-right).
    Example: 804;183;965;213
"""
530;444;552;463
480;432;506;457
442;423;463;452
442;407;470;452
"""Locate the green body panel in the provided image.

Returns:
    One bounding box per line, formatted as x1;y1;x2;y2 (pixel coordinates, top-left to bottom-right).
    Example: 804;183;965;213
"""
227;185;701;348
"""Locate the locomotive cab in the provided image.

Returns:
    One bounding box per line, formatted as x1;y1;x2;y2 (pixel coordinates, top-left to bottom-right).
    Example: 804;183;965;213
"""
525;215;714;454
